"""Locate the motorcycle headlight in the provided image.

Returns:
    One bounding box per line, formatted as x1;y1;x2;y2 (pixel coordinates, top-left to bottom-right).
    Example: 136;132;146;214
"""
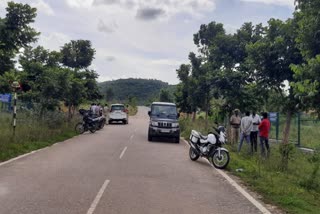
151;121;158;126
172;123;179;128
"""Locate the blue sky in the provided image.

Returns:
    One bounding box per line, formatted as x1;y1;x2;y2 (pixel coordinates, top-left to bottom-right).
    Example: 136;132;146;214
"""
0;0;295;84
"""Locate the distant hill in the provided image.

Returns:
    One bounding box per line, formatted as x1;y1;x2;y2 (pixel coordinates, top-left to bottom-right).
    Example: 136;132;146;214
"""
98;78;176;105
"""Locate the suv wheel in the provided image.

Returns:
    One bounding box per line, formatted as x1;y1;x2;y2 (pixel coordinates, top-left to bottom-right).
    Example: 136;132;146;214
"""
148;134;153;142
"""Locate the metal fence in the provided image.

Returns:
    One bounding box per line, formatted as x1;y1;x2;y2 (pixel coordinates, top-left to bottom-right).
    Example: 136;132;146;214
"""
268;112;320;149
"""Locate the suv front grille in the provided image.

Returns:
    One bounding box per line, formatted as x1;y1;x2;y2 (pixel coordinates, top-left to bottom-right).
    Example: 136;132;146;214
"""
158;122;172;128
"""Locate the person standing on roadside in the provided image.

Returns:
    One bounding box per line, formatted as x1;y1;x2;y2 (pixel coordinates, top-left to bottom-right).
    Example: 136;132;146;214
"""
259;112;271;157
90;103;96;115
230;109;241;145
238;111;253;153
250;111;261;153
103;104;109;124
97;103;103;116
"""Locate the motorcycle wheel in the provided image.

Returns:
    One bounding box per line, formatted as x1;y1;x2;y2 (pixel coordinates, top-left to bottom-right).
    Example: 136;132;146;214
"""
209;150;230;169
89;124;97;133
189;147;200;161
75;123;85;134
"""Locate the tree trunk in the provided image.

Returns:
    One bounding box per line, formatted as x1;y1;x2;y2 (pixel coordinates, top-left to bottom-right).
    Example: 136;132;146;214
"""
280;110;293;171
68;105;72;121
192;111;196;122
205;104;209;130
282;111;293;144
71;105;75;119
205;96;209;130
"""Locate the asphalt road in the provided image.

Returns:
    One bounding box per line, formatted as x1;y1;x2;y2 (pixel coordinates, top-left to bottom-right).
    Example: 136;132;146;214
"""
0;107;263;214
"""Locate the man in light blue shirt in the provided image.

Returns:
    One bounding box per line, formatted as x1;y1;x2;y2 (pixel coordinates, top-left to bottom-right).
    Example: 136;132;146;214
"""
238;111;253;153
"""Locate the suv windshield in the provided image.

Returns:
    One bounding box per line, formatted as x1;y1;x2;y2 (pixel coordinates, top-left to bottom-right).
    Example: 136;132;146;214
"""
111;105;125;111
151;105;177;118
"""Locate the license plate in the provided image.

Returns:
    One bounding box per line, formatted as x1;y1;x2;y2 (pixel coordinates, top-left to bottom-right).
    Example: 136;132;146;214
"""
161;129;170;133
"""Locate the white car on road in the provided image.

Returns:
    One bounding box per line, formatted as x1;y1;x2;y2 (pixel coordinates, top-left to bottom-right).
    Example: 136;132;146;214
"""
108;104;129;124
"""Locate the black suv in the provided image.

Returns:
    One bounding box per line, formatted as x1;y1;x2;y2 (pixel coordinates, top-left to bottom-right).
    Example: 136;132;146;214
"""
148;102;180;143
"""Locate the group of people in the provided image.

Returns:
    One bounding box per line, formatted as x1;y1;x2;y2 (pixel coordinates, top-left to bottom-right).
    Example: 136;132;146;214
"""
90;103;109;118
230;109;271;156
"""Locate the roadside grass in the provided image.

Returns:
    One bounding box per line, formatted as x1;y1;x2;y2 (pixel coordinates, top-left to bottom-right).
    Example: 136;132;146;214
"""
180;118;320;214
128;105;138;116
0;112;78;162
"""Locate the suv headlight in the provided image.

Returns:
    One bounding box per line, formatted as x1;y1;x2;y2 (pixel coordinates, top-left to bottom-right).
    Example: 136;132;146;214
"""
151;121;158;126
172;123;179;128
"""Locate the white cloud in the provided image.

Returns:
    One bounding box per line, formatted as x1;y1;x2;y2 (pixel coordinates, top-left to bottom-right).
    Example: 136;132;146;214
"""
97;19;118;33
150;59;184;66
67;0;216;19
0;0;54;16
36;32;70;51
31;0;55;15
66;0;94;8
240;0;294;7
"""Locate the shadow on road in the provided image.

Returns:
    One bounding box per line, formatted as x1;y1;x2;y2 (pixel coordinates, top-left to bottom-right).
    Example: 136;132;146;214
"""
107;122;126;125
150;137;180;144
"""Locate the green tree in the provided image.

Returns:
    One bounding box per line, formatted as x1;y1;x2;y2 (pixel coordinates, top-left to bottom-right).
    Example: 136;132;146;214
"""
159;89;172;102
0;2;39;76
175;64;192;115
291;1;320;117
61;40;95;69
247;18;303;146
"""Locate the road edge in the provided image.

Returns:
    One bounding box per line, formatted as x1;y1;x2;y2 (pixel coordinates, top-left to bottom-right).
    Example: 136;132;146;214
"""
181;138;271;214
0;136;78;168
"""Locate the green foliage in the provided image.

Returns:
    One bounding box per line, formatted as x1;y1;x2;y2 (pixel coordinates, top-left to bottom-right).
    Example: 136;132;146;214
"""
0;112;78;162
0;1;101;122
176;21;268;118
159;88;172;102
0;2;39;75
292;1;320;117
292;54;320;115
126;96;138;116
61;40;95;69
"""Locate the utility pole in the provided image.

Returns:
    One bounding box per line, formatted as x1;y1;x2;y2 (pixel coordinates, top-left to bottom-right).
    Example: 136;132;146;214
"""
11;81;20;136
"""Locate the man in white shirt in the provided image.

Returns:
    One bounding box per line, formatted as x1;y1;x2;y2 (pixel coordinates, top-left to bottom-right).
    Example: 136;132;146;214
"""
238;111;253;153
90;103;96;115
250;111;261;153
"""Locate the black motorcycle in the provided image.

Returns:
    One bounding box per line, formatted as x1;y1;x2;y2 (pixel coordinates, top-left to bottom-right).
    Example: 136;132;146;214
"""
188;126;230;169
75;109;105;134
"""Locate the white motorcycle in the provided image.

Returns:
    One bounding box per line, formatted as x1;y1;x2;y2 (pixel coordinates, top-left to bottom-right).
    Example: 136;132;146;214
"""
188;126;230;169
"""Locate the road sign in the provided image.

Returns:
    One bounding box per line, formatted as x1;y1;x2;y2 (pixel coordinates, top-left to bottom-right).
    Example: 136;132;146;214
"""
0;94;11;103
269;112;278;122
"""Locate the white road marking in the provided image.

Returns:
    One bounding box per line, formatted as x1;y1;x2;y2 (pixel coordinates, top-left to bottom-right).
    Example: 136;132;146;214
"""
86;179;110;214
182;139;271;214
119;147;127;159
